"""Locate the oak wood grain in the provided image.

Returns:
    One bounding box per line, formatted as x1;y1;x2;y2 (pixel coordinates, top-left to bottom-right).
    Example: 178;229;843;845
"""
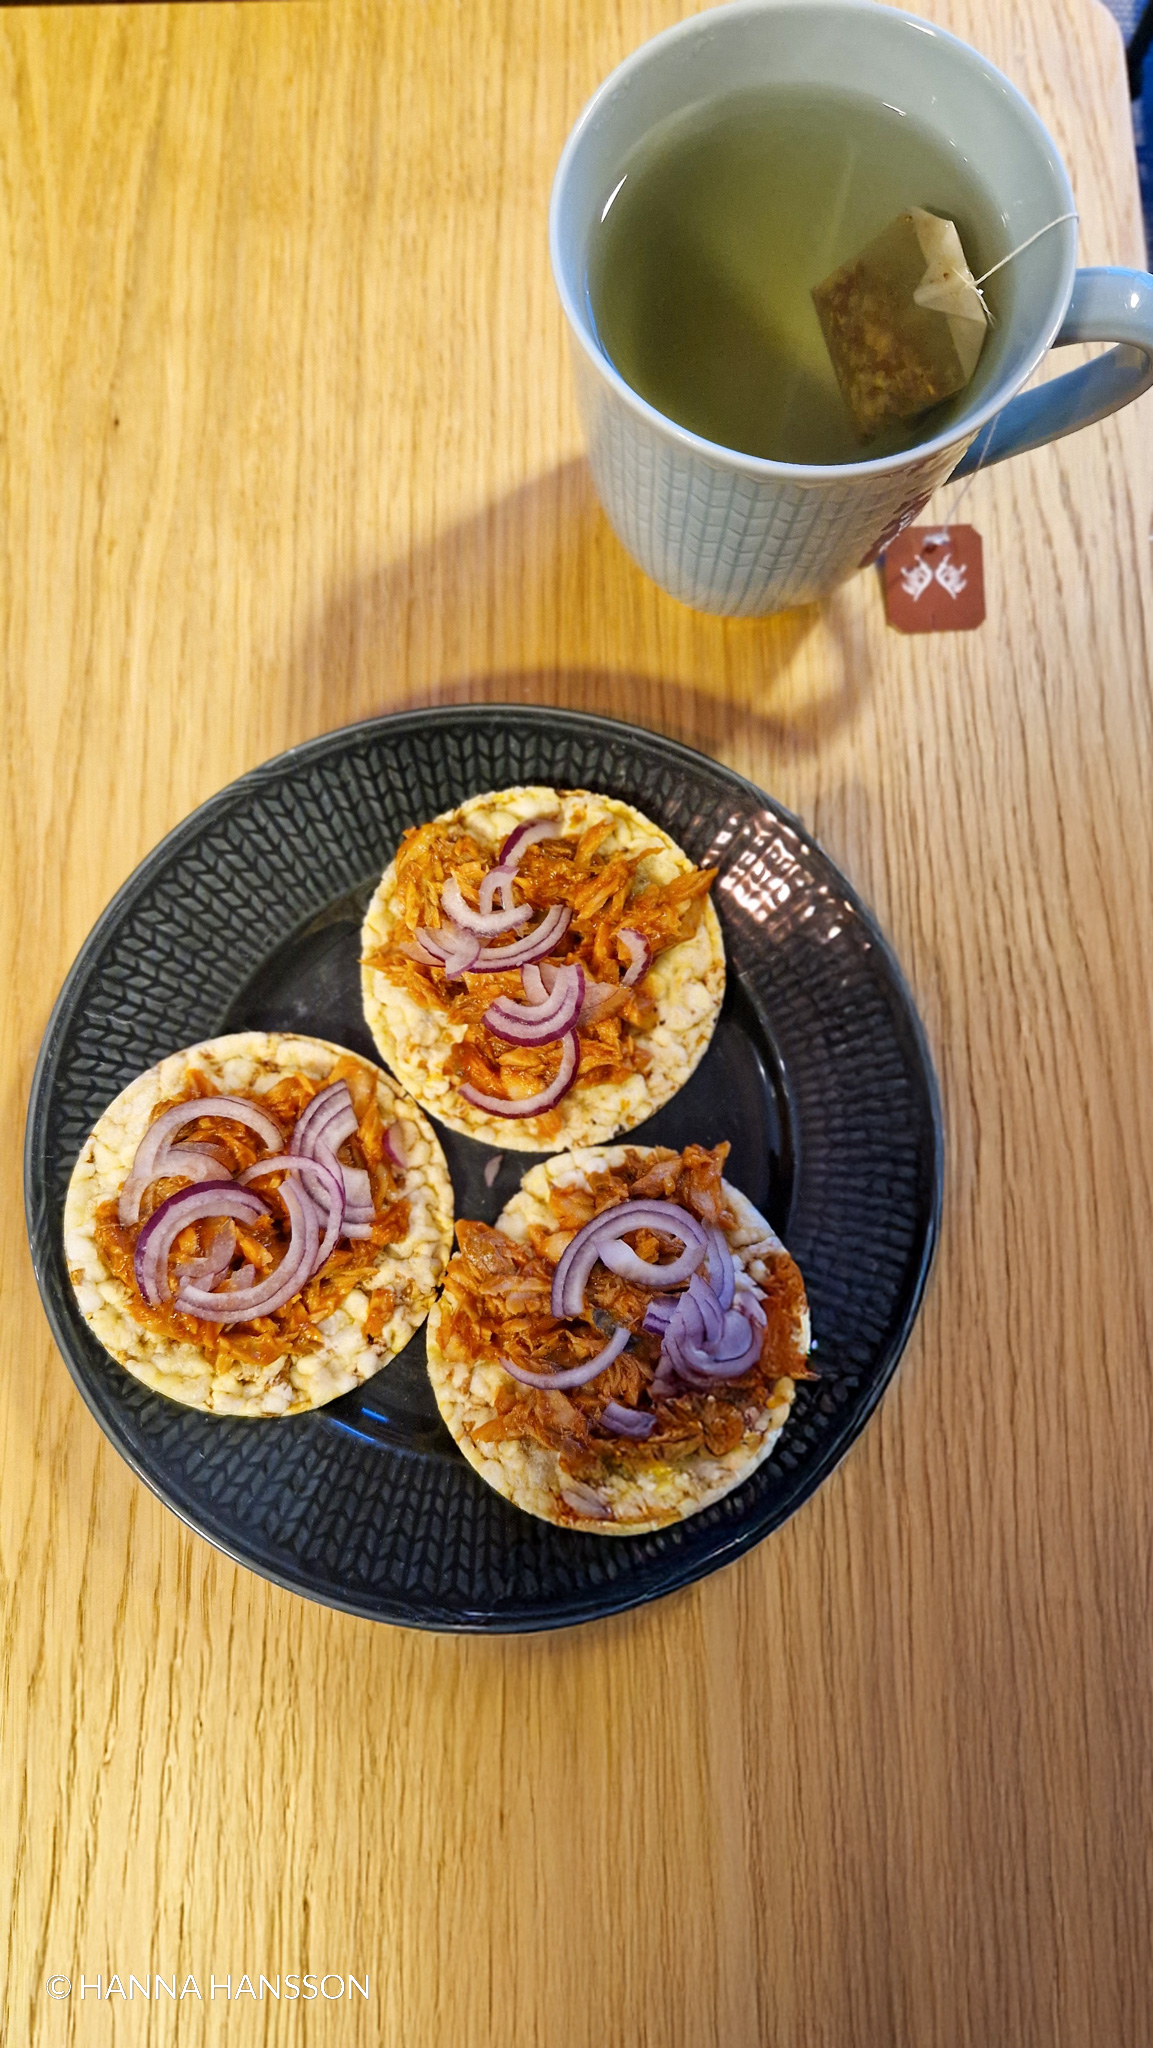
2;3;1152;2044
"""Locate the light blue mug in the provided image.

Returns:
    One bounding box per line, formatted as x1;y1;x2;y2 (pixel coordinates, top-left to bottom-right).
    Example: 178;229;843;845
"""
550;0;1153;616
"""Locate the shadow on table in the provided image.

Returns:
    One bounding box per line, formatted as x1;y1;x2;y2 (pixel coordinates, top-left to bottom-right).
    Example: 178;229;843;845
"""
290;459;878;760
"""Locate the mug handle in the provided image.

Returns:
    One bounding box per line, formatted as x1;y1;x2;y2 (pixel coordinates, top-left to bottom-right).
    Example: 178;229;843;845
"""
951;266;1153;477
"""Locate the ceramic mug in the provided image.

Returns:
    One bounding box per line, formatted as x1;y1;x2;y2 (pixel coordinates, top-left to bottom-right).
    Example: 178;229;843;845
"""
550;0;1153;616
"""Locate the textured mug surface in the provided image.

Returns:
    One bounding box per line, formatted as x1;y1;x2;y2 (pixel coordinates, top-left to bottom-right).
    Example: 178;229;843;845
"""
551;0;1152;616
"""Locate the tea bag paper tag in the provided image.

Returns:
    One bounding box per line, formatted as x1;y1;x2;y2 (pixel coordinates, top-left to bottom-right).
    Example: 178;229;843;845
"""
883;525;986;632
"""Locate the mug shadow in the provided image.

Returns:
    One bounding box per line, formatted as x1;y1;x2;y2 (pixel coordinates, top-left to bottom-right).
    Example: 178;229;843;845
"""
289;459;880;761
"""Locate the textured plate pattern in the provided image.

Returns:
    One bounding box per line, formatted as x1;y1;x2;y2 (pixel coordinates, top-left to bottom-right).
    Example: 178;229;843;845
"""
25;707;942;1630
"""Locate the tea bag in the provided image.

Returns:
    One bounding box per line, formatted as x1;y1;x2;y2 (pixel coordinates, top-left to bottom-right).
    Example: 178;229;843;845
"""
812;207;989;440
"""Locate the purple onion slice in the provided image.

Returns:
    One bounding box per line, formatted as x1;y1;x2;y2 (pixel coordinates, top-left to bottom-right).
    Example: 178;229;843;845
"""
498;817;563;868
483;964;585;1046
119;1096;284;1225
641;1294;678;1335
414;925;483;977
597;1206;709;1291
466;904;572;973
600;1400;656;1439
240;1154;345;1275
550;1199;708;1319
500;1322;631;1390
175;1219;237;1289
619;929;652;986
460;1031;580;1120
440;874;532;937
176;1176;318;1324
134;1181;271;1306
705;1227;735;1310
478;867;516;916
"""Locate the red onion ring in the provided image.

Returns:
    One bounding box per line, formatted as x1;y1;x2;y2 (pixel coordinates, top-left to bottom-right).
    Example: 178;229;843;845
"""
440;874;532;937
134;1182;271;1306
382;1121;406;1171
484;964;585;1045
175;1219;237;1289
600;1400;656;1439
240;1154;345;1275
498;818;563;867
415;925;482;977
176;1176;318;1323
460;1031;580;1120
619;929;652;986
478;867;516;915
597;1209;709;1290
465;904;572;972
500;1322;631;1389
536;960;617;1024
550;1199;707;1318
119;1096;283;1225
290;1085;374;1234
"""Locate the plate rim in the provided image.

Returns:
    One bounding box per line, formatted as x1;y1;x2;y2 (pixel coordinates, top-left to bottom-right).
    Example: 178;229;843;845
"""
24;704;944;1630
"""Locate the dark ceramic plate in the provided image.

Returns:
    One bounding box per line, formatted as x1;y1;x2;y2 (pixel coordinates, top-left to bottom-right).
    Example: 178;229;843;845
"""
25;707;942;1631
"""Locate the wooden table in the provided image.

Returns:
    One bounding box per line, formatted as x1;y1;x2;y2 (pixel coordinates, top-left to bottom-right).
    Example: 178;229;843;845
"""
3;2;1151;2042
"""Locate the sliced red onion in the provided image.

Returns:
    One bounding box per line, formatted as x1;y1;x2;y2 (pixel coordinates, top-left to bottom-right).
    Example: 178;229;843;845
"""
484;964;585;1045
600;1400;656;1439
400;936;445;967
705;1227;735;1309
240;1154;345;1275
660;1297;763;1382
290;1084;374;1233
686;1272;725;1345
221;1261;256;1292
478;867;516;916
176;1176;318;1323
135;1182;271;1306
498;817;563;868
551;1199;708;1318
597;1206;709;1290
460;1031;580;1120
521;963;549;1004
440;874;532;937
290;1083;350;1157
641;1294;678;1335
619;929;652;986
382;1121;406;1172
119;1096;283;1225
175;1219;237;1289
467;904;572;973
500;1322;631;1390
538;960;616;1025
414;925;483;977
483;1155;503;1188
560;1482;612;1521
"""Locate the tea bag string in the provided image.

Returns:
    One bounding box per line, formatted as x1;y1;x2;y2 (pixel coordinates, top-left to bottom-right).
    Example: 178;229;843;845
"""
919;211;1079;543
919;414;997;549
972;211;1078;288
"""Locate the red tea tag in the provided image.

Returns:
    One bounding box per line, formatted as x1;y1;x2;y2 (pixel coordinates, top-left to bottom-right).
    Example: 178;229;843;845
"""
883;525;985;632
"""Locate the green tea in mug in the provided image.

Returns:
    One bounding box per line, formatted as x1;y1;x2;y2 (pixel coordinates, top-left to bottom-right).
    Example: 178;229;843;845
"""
587;84;1007;466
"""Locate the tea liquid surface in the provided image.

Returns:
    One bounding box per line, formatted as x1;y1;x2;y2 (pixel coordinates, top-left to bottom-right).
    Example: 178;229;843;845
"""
587;86;1007;465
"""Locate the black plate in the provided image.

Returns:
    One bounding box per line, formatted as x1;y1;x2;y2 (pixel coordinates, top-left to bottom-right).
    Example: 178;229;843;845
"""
25;707;942;1631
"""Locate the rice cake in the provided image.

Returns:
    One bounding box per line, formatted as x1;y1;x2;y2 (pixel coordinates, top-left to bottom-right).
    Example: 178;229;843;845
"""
426;1144;809;1534
360;785;725;1151
64;1031;454;1418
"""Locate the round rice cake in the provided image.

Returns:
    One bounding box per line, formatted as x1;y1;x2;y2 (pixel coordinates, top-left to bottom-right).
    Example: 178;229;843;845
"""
64;1031;454;1419
360;785;725;1151
426;1144;809;1534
